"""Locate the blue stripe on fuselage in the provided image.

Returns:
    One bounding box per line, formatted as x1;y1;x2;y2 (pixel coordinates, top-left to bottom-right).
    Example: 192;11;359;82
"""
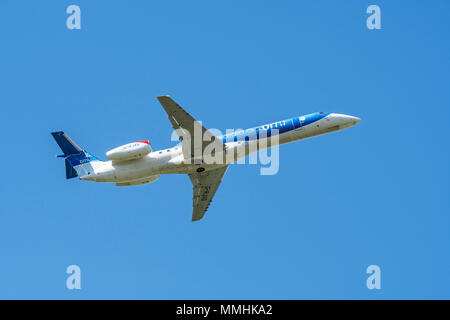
220;112;329;143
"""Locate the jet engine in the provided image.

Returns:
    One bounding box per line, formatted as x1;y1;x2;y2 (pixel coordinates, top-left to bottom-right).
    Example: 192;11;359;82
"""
106;140;152;161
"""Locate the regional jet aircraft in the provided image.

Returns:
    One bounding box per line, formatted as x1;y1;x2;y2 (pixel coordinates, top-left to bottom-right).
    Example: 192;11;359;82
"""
52;96;361;221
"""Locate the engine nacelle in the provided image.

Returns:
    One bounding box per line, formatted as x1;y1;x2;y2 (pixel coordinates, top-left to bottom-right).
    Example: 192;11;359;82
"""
106;140;152;161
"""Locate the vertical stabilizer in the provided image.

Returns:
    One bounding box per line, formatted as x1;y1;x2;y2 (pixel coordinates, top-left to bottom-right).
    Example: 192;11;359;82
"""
51;131;101;179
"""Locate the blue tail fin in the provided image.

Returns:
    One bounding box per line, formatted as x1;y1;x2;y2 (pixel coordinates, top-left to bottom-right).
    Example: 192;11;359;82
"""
51;132;100;179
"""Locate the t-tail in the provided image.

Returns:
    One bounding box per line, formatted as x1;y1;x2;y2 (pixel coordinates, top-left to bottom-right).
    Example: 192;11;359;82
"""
51;131;101;179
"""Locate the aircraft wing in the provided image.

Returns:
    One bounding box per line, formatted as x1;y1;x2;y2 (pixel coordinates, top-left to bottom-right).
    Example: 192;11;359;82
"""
157;95;224;162
188;166;229;221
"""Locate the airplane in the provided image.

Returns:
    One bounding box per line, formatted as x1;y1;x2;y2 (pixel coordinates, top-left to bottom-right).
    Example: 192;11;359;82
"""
51;96;361;221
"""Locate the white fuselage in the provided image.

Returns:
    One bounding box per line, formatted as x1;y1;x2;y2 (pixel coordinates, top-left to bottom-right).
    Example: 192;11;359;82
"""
81;113;360;184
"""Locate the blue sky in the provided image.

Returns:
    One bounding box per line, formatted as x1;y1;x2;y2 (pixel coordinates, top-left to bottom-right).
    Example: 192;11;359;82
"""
0;0;449;299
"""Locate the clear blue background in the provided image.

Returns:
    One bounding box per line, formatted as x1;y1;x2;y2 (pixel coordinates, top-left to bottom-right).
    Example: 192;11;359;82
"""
0;0;449;299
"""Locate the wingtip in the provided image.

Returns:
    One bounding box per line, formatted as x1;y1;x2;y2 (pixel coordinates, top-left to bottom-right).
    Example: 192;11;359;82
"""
192;214;205;222
157;95;171;100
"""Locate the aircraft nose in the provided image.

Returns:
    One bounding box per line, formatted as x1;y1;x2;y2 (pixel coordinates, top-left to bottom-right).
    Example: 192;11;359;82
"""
330;113;361;127
348;115;361;125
